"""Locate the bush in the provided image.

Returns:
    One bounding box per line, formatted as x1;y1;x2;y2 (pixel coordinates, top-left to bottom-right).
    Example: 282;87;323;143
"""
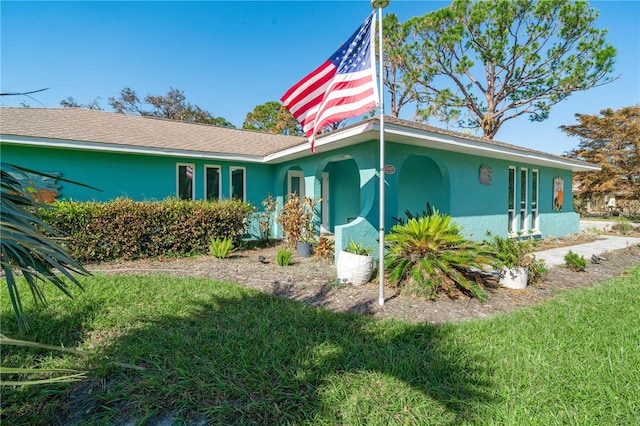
484;232;547;285
385;210;492;301
276;249;293;266
565;250;587;271
43;198;255;262
209;237;234;259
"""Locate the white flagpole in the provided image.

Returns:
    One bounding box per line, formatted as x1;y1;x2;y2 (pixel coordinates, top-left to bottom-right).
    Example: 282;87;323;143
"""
371;0;389;306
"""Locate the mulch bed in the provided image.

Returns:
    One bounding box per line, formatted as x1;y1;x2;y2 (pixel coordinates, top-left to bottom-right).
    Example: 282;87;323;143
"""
86;238;640;325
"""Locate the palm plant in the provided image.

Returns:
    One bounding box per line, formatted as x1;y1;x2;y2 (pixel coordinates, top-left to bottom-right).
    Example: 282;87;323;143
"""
1;163;91;332
384;210;492;301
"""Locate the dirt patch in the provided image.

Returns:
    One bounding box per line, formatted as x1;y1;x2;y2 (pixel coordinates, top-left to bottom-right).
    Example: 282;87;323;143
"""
86;242;640;325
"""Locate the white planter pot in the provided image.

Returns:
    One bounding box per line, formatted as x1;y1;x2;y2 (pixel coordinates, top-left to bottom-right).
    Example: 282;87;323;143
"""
499;266;528;289
336;250;374;285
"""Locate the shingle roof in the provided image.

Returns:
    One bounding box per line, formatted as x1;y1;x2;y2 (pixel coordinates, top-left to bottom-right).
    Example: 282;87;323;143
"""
1;107;598;171
0;107;307;157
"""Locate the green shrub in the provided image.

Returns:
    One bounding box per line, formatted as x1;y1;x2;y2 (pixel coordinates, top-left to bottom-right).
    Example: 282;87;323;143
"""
384;210;491;301
43;198;255;262
484;232;547;285
276;249;293;266
612;217;634;235
564;250;587;271
209;237;234;258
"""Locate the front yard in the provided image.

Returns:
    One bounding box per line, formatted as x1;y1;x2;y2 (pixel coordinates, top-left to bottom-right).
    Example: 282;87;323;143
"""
2;263;639;425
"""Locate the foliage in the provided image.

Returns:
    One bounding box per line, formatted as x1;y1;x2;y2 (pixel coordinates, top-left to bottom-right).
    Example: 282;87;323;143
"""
255;193;278;243
380;13;420;117
0;163;91;332
60;87;235;126
485;232;536;269
564;250;587;271
392;204;435;226
484;232;547;285
276;249;293;266
612;217;634;235
563;105;640;201
276;193;320;246
314;235;335;260
344;238;372;256
384;211;491;301
209;237;234;259
403;0;616;138
44;198;255;262
242;101;302;135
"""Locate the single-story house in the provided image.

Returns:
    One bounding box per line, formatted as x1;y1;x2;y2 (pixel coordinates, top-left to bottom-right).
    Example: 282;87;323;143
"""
1;107;600;260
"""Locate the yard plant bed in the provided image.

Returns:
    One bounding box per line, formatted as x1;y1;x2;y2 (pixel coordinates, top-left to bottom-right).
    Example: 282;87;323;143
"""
86;242;640;325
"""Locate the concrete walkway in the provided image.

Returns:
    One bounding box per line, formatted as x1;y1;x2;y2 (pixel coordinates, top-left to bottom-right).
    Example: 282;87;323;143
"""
534;235;640;267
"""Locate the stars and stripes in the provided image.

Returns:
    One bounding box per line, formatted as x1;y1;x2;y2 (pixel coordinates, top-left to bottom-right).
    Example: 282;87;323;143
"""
281;12;379;152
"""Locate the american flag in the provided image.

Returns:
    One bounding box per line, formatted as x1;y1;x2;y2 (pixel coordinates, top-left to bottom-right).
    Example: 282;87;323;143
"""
281;12;379;152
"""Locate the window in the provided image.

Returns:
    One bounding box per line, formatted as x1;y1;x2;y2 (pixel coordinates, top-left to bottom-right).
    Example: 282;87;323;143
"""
531;169;539;231
508;166;516;233
520;168;528;232
205;165;221;201
230;167;245;201
287;170;305;198
177;163;195;200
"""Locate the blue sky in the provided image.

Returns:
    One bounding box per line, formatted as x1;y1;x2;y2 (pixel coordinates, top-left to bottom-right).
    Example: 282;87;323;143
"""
1;0;638;155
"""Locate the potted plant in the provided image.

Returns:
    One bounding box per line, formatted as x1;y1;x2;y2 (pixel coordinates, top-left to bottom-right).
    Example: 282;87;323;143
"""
277;193;320;257
485;232;543;289
336;238;375;285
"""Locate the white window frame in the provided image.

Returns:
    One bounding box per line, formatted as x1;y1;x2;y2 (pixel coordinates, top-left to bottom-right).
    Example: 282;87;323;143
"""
230;166;246;201
204;165;221;201
508;166;517;234
287;170;305;198
321;172;330;233
520;167;528;233
176;163;195;200
531;169;539;232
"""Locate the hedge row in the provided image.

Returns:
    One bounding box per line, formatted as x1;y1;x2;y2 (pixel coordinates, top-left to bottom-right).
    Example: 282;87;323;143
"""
43;198;255;262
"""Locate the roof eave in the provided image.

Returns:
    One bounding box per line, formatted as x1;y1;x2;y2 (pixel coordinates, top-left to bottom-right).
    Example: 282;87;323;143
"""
0;135;265;163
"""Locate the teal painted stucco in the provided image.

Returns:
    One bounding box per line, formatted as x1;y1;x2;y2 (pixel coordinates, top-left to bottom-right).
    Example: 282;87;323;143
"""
3;133;583;263
1;144;274;205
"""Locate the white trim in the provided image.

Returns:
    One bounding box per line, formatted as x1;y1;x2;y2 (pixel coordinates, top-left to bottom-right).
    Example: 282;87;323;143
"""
230;166;246;201
508;166;517;235
204;164;221;201
520;167;528;233
321;172;330;233
531;169;540;231
176;163;195;200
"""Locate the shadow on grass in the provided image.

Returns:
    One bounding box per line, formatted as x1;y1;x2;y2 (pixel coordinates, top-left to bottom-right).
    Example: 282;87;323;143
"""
3;276;496;425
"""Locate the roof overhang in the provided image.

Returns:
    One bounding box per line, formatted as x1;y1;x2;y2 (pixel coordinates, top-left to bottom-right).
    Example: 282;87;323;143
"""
266;119;600;172
1;135;265;163
2;116;600;172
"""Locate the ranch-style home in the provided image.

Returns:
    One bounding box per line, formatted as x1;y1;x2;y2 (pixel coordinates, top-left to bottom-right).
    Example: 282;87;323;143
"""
1;107;599;259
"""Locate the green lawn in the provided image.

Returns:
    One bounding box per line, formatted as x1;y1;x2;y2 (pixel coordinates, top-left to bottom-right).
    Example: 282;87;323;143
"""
2;265;639;425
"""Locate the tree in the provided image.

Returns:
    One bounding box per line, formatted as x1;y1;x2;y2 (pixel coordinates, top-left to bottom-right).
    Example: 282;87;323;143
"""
379;13;421;118
405;0;617;138
562;105;640;201
243;101;302;135
60;96;103;110
59;87;234;127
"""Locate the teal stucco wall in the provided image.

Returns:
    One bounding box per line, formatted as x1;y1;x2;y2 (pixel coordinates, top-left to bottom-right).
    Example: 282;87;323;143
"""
1;144;274;206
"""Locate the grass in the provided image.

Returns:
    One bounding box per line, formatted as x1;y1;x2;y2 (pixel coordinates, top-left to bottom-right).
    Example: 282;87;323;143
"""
2;265;639;425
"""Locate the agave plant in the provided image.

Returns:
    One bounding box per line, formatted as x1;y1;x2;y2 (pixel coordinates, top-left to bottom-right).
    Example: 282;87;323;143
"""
384;210;492;301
